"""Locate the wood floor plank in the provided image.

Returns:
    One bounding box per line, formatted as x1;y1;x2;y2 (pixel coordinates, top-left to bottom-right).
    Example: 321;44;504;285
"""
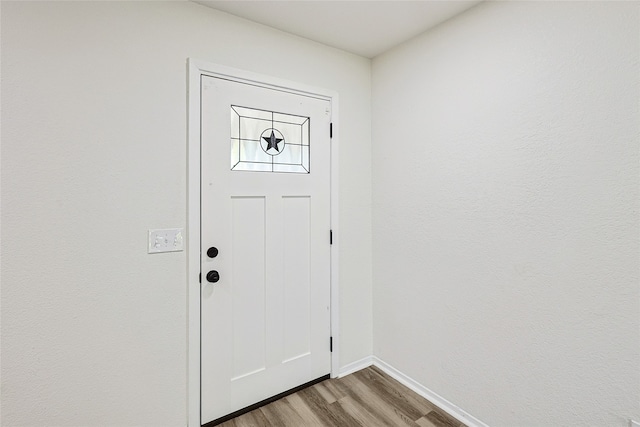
297;386;360;427
219;408;270;427
321;376;349;401
354;368;427;419
259;398;306;426
334;373;399;426
422;410;462;427
313;382;340;404
369;365;438;411
283;393;325;426
416;415;441;427
338;372;422;427
335;395;389;427
326;399;368;426
363;365;437;416
216;366;467;427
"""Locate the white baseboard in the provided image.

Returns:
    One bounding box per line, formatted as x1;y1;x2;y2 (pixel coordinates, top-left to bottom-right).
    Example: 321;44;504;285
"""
371;357;490;427
338;356;374;378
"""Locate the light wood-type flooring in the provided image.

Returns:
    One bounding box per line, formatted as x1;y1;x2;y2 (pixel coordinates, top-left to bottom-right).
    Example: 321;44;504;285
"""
218;365;467;427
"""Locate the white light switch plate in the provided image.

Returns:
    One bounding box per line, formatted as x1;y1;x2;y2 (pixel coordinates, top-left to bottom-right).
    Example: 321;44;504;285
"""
148;228;184;253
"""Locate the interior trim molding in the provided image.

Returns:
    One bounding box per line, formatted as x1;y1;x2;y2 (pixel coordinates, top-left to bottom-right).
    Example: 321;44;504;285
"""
371;357;490;427
338;356;374;378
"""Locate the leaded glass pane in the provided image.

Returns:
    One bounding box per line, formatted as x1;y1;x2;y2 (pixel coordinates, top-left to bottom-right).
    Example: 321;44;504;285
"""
230;105;310;173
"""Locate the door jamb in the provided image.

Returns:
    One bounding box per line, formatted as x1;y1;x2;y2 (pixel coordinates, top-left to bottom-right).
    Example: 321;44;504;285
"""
187;59;340;427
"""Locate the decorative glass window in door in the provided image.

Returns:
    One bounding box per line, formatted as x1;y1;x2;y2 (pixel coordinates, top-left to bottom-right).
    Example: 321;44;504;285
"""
230;105;310;173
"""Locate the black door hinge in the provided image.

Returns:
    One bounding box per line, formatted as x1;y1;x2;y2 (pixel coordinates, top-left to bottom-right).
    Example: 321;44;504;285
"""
330;230;333;245
199;272;201;283
330;336;333;352
330;123;333;138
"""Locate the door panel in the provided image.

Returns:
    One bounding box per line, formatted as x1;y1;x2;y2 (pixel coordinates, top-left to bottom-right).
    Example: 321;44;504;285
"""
282;196;311;363
230;196;266;380
200;75;331;424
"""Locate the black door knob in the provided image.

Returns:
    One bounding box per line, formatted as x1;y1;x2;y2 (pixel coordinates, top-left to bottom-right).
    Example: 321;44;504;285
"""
207;247;219;258
206;270;220;283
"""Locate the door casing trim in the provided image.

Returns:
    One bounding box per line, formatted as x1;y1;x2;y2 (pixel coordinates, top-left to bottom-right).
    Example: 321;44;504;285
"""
187;58;340;427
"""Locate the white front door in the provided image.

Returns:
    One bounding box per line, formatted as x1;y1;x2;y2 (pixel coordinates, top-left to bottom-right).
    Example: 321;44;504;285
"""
200;75;332;425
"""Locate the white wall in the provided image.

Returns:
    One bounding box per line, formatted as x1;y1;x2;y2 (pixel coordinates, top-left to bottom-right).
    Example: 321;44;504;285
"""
372;2;639;426
0;1;372;425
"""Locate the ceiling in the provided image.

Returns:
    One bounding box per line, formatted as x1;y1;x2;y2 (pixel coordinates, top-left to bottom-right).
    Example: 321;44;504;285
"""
192;1;482;58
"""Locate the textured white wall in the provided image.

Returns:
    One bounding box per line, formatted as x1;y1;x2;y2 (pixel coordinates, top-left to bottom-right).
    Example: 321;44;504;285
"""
372;2;639;426
0;2;372;425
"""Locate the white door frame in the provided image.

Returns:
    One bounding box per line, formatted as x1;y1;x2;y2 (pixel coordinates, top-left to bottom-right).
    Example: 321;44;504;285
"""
187;58;340;427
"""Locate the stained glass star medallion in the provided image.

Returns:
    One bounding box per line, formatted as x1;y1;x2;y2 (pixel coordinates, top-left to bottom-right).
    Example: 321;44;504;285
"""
260;129;285;155
230;105;310;173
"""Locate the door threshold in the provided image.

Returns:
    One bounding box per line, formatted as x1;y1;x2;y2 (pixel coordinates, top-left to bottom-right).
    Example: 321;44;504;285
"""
203;374;330;426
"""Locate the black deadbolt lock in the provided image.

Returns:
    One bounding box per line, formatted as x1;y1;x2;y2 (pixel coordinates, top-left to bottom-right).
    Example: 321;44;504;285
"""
207;247;219;258
206;270;220;283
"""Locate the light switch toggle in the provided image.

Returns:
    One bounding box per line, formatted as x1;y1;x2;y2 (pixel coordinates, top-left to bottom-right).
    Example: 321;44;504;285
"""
148;228;184;253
